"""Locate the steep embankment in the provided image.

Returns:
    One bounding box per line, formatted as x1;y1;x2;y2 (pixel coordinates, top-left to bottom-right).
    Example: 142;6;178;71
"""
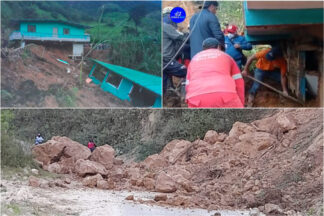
1;44;130;107
26;109;323;215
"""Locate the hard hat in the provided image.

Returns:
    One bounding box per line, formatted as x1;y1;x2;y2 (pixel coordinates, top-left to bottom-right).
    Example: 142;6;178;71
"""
227;25;238;34
163;7;173;15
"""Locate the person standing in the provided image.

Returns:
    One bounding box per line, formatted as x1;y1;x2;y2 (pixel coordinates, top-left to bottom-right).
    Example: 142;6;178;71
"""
163;7;187;93
190;1;225;59
185;38;244;108
225;24;252;69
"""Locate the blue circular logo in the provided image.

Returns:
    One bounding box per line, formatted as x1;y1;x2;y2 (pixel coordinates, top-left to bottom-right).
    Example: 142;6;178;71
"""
170;7;186;23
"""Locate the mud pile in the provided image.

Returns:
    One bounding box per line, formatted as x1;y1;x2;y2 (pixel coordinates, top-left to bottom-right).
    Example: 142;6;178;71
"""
32;109;323;215
1;44;130;107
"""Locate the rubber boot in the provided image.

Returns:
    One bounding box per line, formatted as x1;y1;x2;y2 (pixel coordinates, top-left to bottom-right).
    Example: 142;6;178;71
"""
247;94;254;107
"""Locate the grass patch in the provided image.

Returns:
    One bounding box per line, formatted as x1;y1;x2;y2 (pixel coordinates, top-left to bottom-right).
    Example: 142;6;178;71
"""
55;87;78;107
6;204;21;215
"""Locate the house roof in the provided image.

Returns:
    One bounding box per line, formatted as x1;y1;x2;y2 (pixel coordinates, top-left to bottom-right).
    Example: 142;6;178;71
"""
11;19;90;29
91;59;162;96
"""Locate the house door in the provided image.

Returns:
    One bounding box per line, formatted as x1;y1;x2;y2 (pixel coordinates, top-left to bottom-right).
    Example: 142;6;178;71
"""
53;28;58;37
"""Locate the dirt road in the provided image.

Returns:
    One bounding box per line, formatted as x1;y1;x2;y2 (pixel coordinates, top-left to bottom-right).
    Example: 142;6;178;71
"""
1;179;250;216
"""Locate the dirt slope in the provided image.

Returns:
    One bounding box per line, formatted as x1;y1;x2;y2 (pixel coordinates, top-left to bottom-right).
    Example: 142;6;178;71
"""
1;44;130;107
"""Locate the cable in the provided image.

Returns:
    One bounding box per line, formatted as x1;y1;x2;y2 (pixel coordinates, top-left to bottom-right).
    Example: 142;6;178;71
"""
163;0;206;70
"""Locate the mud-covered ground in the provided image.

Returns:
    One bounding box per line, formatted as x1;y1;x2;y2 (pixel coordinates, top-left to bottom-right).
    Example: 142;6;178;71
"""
1;44;130;107
1;178;250;216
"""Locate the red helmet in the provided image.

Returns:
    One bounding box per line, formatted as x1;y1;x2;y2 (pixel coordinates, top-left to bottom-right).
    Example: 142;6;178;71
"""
227;25;238;34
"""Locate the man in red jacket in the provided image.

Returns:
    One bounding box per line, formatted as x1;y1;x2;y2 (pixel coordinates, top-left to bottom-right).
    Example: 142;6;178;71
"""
185;38;245;108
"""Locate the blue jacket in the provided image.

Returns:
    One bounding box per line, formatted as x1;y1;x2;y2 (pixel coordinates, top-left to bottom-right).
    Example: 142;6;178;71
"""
225;35;252;68
189;9;224;59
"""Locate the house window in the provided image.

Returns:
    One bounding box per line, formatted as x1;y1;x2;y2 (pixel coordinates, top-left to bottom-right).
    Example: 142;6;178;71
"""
63;28;70;35
27;25;36;32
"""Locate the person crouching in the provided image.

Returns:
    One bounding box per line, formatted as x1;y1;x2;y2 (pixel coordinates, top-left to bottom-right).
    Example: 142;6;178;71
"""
185;38;245;108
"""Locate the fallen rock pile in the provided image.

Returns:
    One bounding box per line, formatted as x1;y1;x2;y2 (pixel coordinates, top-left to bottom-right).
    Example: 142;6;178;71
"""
32;109;323;215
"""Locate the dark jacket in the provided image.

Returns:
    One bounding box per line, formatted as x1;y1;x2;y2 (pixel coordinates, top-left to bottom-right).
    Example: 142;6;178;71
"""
189;9;224;59
163;14;185;63
225;35;252;68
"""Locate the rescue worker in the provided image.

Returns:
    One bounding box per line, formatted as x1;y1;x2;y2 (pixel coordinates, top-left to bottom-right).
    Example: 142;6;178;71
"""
87;139;96;152
35;133;44;145
163;6;187;93
190;1;225;59
242;46;288;106
225;24;252;69
185;38;245;108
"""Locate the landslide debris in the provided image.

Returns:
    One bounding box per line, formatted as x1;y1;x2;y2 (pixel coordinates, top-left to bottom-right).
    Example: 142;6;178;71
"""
32;109;323;215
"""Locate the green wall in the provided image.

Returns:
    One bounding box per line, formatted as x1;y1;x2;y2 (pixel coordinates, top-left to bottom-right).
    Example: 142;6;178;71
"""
20;22;86;39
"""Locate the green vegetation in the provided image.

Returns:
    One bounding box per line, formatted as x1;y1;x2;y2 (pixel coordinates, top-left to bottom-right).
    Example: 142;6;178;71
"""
2;1;161;76
54;87;78;107
2;109;274;162
1;110;35;168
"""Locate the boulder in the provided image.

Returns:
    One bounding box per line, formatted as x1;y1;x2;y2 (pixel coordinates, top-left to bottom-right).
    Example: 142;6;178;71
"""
125;195;134;200
75;159;107;177
82;174;103;187
90;145;115;170
97;180;110;189
31;169;39;175
28;176;41;187
143;177;155;190
173;174;195;192
155;172;177;193
32;136;91;166
47;162;61;174
204;131;227;144
234;132;278;156
276;114;296;132
113;158;124;166
160;140;193;164
154;194;167;202
204;130;219;144
228;122;256;140
143;154;168;170
264;203;283;214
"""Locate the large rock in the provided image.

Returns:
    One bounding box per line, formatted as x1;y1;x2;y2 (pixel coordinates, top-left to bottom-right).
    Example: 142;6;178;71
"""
155;172;177;193
234;132;278;156
75;159;108;177
82;174;103;188
90;145;115;170
228;122;256;140
203;130;227;144
28;176;41;187
32;136;91;166
160;140;193;164
143;177;155;190
143;154;168;170
47;162;61;173
97;180;110;189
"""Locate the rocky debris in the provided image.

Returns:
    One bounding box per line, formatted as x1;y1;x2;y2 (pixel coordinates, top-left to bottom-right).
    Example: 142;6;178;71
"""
264;203;283;215
113;158;124;166
90;145;115;170
32;136;91;167
154;194;167;202
143;154;168;170
125;195;134;200
155;172;177;193
75;159;108;177
47;162;61;173
31;169;39;175
28;176;41;187
82;174;103;188
32;110;322;213
204;130;227;144
160;140;193;164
